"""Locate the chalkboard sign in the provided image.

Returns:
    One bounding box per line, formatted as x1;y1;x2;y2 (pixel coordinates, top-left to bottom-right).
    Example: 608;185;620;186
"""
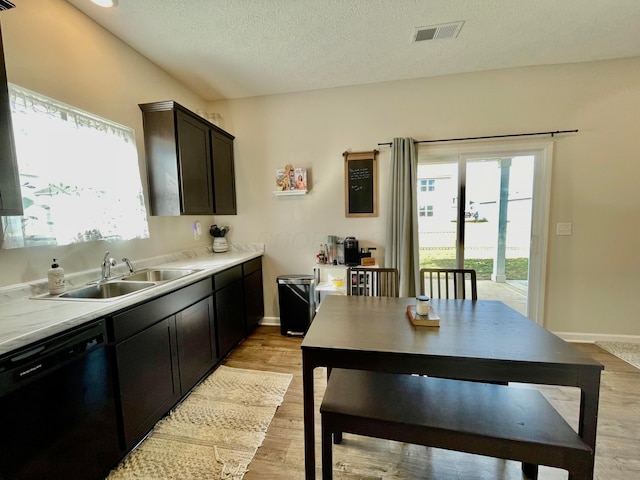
344;150;378;217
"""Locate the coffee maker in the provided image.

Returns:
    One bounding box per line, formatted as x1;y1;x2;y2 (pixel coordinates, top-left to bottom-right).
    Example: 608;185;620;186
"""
344;237;359;266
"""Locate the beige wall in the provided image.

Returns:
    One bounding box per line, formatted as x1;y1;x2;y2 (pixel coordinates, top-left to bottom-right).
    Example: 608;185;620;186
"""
2;0;639;340
213;58;640;339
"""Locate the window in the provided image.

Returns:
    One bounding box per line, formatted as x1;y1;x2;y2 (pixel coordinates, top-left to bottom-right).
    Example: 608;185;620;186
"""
418;205;434;217
1;84;149;249
419;179;436;192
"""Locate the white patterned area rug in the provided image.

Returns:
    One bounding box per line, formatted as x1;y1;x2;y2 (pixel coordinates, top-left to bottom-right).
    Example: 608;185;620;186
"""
596;341;640;370
107;365;293;480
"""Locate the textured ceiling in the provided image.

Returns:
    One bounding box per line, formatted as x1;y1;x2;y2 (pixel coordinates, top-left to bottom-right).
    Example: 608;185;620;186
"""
65;0;640;101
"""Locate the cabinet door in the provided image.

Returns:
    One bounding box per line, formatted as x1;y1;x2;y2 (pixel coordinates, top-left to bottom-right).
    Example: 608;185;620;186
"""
244;268;264;334
114;317;179;449
211;129;236;215
175;296;216;393
215;280;244;358
176;109;214;214
0;25;22;216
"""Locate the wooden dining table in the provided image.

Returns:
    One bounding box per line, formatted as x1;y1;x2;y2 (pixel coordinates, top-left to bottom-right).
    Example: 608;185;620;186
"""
300;295;603;480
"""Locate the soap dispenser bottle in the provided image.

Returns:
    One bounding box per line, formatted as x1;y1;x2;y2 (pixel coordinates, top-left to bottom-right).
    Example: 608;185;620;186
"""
48;258;65;295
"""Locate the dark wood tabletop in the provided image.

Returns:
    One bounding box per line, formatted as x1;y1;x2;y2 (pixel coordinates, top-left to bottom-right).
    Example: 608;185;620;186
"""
300;295;603;479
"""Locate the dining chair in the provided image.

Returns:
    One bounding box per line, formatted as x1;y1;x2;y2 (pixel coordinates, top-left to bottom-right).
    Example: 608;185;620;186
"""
331;266;398;444
346;267;399;297
419;267;507;387
419;268;478;300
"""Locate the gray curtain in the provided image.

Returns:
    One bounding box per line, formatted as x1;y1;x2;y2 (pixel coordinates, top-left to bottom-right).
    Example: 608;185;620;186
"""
384;138;419;297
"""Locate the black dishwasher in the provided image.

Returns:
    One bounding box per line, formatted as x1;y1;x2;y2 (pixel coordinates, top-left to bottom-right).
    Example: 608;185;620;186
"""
0;319;122;480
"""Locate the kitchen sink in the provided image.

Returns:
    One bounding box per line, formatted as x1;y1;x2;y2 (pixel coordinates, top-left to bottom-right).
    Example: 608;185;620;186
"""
31;267;202;301
59;281;156;300
120;268;201;282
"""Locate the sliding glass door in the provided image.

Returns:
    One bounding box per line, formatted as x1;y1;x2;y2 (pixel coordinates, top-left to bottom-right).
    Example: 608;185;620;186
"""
417;142;553;323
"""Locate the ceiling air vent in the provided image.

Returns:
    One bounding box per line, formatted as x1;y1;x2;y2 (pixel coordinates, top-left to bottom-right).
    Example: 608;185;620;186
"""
0;0;15;10
414;21;464;42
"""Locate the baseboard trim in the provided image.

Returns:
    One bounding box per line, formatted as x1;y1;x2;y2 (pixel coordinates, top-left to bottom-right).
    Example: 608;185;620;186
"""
257;320;640;344
553;331;640;344
253;321;640;344
259;316;280;327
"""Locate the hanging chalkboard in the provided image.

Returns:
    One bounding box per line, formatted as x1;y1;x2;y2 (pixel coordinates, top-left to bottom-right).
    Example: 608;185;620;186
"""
344;150;378;217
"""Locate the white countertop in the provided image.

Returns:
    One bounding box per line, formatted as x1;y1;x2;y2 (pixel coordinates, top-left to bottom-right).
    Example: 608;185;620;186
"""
0;245;264;356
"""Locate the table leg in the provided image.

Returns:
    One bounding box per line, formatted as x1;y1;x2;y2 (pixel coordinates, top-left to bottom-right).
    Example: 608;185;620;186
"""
576;372;601;480
522;462;538;479
578;374;600;446
303;355;316;480
321;415;333;480
325;367;344;444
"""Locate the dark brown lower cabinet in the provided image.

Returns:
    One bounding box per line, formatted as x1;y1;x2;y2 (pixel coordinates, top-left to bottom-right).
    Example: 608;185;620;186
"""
0;258;265;477
214;265;245;358
114;317;179;449
243;257;264;334
176;296;217;393
109;278;214;449
108;258;263;453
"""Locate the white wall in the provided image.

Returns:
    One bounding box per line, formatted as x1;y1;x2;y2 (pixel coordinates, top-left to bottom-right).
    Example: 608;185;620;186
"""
212;58;640;337
2;0;639;339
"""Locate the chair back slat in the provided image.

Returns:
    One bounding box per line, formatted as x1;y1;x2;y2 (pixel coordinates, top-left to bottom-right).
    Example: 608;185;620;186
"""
419;268;477;300
347;267;399;297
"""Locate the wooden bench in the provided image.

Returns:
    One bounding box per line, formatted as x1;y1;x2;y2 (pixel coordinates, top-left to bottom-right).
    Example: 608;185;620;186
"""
320;369;593;480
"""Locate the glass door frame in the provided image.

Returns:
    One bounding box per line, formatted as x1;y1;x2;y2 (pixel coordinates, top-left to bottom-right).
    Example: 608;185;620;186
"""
417;139;554;325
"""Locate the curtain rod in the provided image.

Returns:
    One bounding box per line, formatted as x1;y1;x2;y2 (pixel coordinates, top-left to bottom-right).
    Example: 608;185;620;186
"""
377;129;578;147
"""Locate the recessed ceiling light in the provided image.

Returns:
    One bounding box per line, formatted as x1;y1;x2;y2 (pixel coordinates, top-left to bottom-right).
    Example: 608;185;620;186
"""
91;0;118;7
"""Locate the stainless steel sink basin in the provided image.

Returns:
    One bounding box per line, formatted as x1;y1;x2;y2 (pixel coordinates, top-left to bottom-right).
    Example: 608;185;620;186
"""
120;268;201;282
59;281;156;300
30;267;202;302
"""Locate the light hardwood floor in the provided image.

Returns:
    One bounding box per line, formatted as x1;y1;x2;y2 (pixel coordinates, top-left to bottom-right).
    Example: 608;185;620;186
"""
222;326;640;480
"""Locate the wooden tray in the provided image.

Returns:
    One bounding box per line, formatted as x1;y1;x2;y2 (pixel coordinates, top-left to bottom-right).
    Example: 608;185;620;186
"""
406;305;440;327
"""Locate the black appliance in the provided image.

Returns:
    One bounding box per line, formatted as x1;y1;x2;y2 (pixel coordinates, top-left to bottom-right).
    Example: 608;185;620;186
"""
277;274;315;336
344;236;359;266
0;320;122;480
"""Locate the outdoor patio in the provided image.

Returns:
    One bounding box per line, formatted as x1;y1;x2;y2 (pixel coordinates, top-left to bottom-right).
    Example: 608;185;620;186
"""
477;279;528;316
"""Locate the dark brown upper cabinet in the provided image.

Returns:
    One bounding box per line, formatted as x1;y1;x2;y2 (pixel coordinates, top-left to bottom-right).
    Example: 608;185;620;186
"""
139;101;237;216
0;22;23;216
210;128;237;215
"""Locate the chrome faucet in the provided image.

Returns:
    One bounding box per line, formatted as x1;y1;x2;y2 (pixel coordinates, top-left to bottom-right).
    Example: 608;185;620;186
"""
122;257;135;274
101;251;117;281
